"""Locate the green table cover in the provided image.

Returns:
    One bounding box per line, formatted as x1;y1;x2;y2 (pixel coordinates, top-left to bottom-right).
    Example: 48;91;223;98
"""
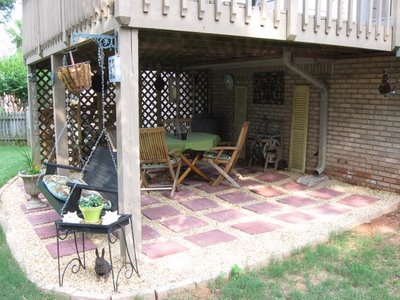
166;132;220;152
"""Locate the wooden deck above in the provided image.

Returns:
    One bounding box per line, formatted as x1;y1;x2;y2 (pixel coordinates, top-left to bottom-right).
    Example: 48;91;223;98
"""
23;0;400;65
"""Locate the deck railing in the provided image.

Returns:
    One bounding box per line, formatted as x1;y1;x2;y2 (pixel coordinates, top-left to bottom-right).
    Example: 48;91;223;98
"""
23;0;400;63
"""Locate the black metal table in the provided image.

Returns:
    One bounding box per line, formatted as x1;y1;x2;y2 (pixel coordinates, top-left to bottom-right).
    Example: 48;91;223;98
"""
55;214;139;292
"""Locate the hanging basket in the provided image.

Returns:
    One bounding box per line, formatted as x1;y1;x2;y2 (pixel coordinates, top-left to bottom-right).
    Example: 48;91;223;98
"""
57;51;92;96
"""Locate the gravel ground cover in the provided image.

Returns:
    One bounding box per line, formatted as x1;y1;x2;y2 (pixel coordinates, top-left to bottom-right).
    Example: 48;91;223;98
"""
0;170;399;299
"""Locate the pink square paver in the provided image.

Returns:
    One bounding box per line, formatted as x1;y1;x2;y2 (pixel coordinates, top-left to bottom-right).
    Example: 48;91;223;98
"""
232;220;282;235
307;204;351;217
279;196;317;207
280;181;308;192
206;209;249;222
338;194;379;207
142;225;161;240
20;202;51;214
274;211;316;224
142;205;181;220
180;197;219;211
162;189;198;201
46;237;96;258
185;229;236;247
238;179;262;188
34;224;59;239
26;210;61;226
161;215;208;232
141;195;160;207
307;188;344;200
243;201;284;214
142;241;188;259
196;184;231;193
217;192;256;204
250;186;283;198
256;172;289;182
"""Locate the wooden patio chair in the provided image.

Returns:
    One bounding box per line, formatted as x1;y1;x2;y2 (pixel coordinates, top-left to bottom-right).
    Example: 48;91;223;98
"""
162;118;192;135
202;121;249;188
140;127;182;197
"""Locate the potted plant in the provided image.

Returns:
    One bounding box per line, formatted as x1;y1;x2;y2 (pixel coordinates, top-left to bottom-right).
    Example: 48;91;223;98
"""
78;195;104;224
18;147;46;209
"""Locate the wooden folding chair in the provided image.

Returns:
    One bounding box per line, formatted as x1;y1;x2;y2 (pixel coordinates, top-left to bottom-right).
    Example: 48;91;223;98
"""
203;121;249;188
139;127;182;197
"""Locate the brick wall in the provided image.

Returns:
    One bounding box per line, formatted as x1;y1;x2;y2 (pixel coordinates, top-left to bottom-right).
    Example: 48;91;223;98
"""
209;55;400;192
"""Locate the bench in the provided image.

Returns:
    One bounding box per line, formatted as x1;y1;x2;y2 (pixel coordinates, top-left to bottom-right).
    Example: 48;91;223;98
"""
37;145;118;216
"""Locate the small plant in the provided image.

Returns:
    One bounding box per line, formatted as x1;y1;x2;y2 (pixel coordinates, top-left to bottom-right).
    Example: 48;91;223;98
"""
18;147;41;175
230;264;242;280
78;195;103;208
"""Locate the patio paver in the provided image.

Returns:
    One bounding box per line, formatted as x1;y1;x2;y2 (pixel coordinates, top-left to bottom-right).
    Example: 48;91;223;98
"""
196;184;231;193
142;225;161;241
232;219;282;235
185;229;236;247
307;204;351;216
162;189;198;200
142;241;188;259
46;237;96;259
161;215;208;232
206;209;249;222
250;186;284;198
180;197;219;211
142;205;181;220
26;210;61;226
34;224;59;239
141;195;160;207
243;201;284;214
20;202;51;214
217;192;256;204
278;196;317;207
274;211;316;224
280;181;308;192
307;187;344;200
256;172;289;182
238;179;262;187
338;194;379;207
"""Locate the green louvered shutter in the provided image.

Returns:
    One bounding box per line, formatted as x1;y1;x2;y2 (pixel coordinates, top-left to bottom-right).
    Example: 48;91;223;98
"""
289;85;310;173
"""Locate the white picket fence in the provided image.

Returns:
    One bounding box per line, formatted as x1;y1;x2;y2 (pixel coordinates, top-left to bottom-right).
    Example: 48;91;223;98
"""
0;111;28;141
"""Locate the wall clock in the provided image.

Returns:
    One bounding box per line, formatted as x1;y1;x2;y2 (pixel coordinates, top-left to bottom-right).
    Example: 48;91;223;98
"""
224;74;234;89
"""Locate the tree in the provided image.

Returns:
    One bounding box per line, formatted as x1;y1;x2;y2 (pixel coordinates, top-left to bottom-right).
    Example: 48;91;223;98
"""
0;0;15;23
6;19;21;49
0;51;27;111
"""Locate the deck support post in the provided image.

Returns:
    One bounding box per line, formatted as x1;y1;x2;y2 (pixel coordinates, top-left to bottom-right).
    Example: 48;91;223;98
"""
51;54;69;174
116;27;142;258
26;65;40;166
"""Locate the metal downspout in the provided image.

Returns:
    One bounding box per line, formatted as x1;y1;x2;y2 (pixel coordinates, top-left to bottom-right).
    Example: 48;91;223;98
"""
282;50;329;175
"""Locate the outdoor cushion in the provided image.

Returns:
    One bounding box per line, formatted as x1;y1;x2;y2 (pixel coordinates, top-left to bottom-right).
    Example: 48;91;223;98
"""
203;151;231;160
42;174;112;209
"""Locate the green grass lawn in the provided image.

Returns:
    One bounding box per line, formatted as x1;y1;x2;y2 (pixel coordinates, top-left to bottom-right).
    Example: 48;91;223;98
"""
0;142;55;299
171;231;400;300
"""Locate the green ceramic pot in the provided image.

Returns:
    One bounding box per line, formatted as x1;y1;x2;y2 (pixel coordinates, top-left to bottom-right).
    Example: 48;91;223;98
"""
79;204;104;223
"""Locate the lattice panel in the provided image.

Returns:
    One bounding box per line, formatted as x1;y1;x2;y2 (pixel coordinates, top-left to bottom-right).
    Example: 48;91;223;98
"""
141;70;158;128
194;71;208;115
35;67;54;162
140;70;209;127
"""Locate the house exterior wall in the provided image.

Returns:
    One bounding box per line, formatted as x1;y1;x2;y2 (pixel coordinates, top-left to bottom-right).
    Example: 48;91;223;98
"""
210;54;400;192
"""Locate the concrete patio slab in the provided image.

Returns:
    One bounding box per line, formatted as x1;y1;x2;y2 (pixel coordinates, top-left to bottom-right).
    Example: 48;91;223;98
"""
46;237;97;259
280;181;308;192
26;210;61;226
256;172;289;182
307;204;351;217
243;201;284;214
307;187;344;200
206;209;249;222
185;229;236;247
142;241;188;259
217;191;256;204
339;194;379;207
278;196;317;207
142;224;161;241
232;220;282;235
161;216;208;233
141;195;160;207
180;197;219;211
274;211;316;224
196;184;231;193
250;186;284;198
162;189;198;200
34;224;59;239
142;205;181;220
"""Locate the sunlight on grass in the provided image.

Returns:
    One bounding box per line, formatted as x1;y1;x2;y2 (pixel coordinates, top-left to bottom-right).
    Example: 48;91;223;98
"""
0;142;28;186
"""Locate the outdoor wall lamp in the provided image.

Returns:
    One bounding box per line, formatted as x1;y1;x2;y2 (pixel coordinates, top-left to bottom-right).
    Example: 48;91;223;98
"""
378;70;398;97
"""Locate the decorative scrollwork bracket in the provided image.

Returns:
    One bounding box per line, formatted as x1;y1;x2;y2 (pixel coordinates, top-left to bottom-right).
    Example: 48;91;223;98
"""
71;32;118;52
